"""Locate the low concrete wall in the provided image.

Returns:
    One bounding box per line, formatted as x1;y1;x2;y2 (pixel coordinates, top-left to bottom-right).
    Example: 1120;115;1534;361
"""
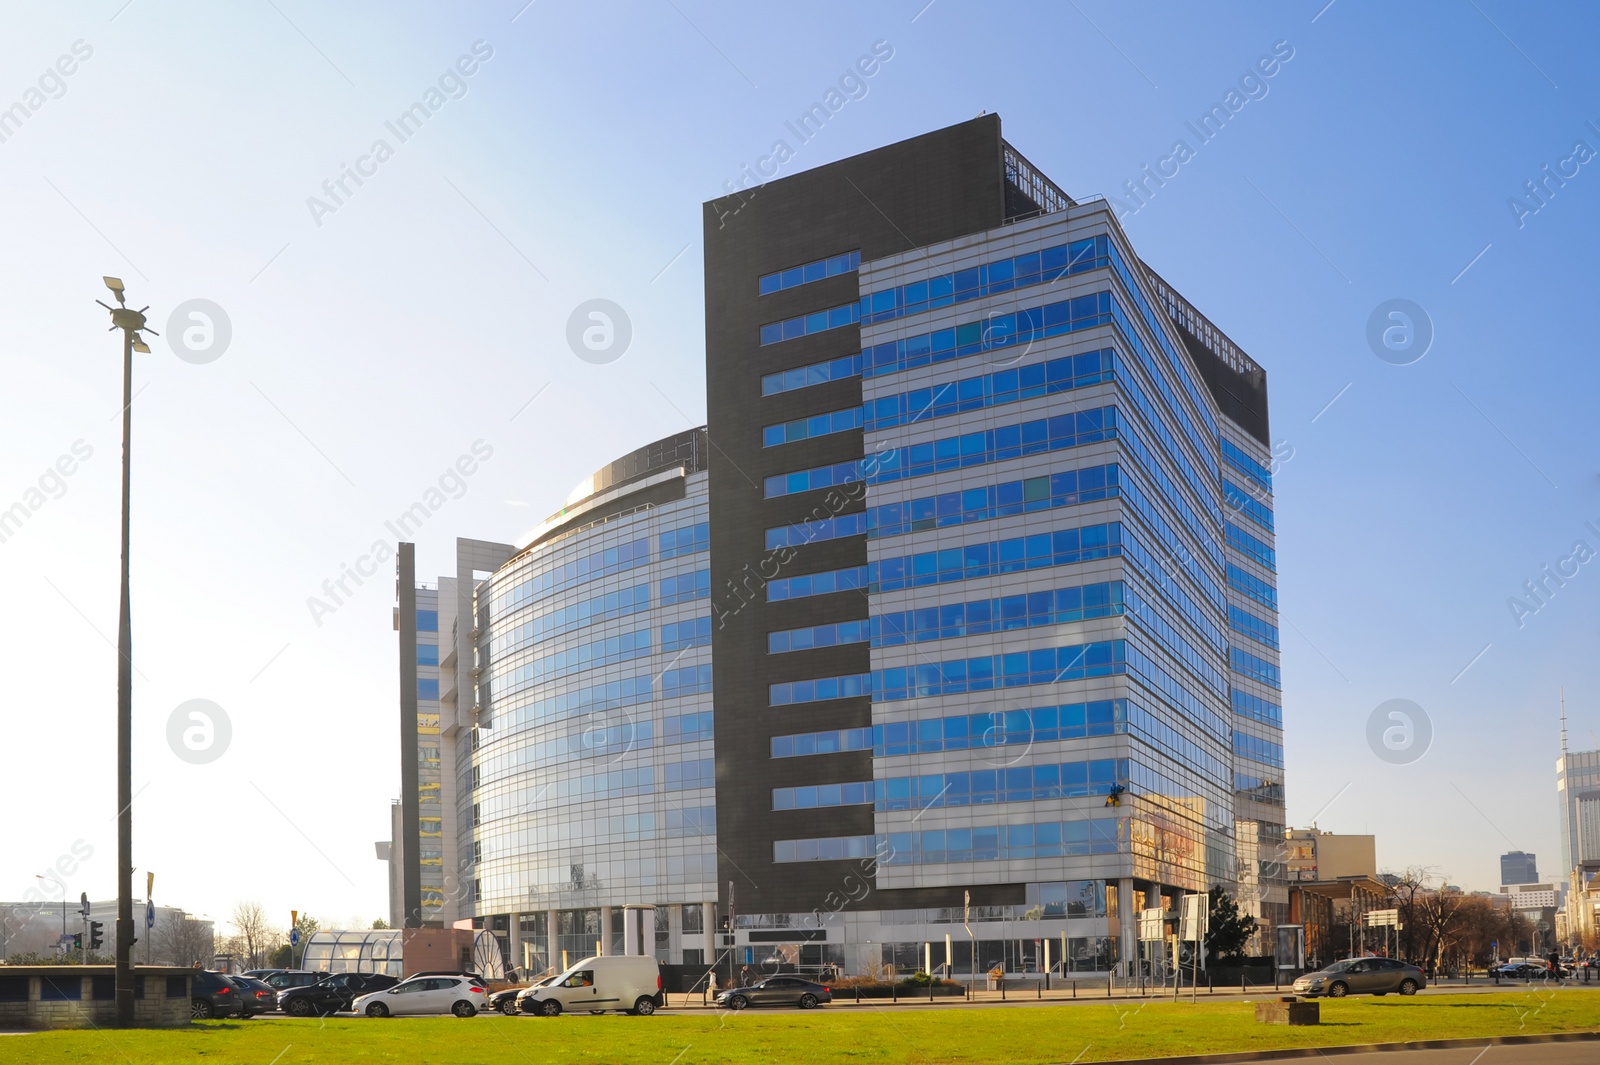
0;966;192;1029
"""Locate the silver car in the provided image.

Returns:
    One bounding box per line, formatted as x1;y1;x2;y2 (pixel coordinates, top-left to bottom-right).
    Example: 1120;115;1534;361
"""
1293;956;1425;998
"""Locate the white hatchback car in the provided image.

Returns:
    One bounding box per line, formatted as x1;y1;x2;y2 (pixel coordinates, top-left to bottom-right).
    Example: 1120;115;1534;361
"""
353;975;487;1017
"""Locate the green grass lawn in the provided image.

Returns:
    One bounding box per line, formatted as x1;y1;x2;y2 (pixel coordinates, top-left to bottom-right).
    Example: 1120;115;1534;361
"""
9;991;1600;1065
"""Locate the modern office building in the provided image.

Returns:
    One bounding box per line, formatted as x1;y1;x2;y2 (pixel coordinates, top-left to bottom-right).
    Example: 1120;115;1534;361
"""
1559;748;1600;874
466;429;719;974
391;537;516;929
703;114;1285;975
1500;850;1538;888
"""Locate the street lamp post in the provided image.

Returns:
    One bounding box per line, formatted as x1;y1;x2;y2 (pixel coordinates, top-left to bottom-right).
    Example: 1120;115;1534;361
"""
34;875;67;947
96;277;155;1026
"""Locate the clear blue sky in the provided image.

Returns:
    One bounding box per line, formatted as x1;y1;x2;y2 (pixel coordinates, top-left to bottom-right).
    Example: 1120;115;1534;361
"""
3;0;1597;933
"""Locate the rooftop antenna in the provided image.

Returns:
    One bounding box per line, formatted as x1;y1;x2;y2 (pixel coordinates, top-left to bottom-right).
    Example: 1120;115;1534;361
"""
1560;688;1568;755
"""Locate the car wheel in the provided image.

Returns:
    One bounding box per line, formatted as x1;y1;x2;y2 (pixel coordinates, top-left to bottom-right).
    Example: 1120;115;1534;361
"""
499;999;520;1016
798;993;818;1010
1327;982;1349;998
192;999;214;1019
1398;979;1419;996
286;998;313;1017
452;1001;477;1018
539;1000;562;1017
366;1002;389;1017
633;996;657;1016
727;994;748;1011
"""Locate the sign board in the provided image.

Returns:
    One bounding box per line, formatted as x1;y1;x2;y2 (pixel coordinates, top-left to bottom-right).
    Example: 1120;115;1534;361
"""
1139;907;1165;941
290;928;300;946
1365;908;1401;927
1180;893;1208;942
1274;924;1304;970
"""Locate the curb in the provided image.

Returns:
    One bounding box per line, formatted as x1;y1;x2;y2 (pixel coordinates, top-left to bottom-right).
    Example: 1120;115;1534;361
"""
1061;1029;1600;1065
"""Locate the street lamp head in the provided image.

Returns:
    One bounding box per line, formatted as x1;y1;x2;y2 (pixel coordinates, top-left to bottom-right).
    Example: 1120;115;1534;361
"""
103;276;126;304
131;336;151;354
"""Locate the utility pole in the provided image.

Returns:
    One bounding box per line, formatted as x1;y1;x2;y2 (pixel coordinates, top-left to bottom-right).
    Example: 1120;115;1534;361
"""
97;277;156;1026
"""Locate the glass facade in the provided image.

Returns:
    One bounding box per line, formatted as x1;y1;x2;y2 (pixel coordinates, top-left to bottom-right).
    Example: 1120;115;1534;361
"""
470;438;717;968
732;187;1283;968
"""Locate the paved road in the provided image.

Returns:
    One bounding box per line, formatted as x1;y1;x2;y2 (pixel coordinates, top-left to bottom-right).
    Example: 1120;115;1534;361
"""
1243;1041;1598;1064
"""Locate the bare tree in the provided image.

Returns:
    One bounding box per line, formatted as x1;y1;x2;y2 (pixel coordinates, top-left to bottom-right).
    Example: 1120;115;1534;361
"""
154;912;215;967
229;901;272;969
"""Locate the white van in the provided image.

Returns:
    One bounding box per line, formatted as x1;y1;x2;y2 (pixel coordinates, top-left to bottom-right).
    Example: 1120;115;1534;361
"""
520;955;664;1016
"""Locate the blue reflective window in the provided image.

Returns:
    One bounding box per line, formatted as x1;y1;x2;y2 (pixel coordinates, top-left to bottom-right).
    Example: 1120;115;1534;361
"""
1225;522;1276;572
762;406;863;447
760;300;862;345
1222;439;1273;492
415;610;438;632
659;522;710;560
762;353;862;395
662;616;713;652
1227;565;1278;610
1232;689;1282;727
759;250;859;295
660;569;711;606
764;407;1119;497
1229;647;1281;689
416;643;439;666
1228;605;1280;651
417;678;439;700
1224;481;1274;533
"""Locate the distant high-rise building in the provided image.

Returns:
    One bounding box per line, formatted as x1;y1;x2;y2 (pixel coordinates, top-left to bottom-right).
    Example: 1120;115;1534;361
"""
1501;850;1538;887
1558;750;1600;873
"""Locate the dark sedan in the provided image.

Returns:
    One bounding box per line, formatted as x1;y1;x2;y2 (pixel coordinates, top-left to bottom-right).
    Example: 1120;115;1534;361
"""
1293;957;1425;997
231;975;278;1016
190;970;244;1019
279;972;399;1016
716;976;833;1010
1496;962;1564;980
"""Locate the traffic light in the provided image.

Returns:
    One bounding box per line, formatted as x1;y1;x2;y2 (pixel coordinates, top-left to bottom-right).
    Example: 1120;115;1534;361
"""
72;933;82;950
89;922;105;950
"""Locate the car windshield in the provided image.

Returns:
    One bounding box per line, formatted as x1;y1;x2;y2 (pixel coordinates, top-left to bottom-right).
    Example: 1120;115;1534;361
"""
1325;960;1355;973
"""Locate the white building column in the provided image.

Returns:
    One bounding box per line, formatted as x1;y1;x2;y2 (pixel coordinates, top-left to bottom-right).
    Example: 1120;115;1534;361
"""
546;908;561;973
702;901;716;966
508;916;522;977
599;906;612;955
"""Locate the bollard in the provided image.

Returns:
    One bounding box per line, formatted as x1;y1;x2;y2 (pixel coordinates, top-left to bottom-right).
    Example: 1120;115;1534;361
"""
929;979;934;1004
1107;975;1112;997
1036;979;1041;999
1072;979;1077;999
892;984;897;1004
1001;980;1006;1001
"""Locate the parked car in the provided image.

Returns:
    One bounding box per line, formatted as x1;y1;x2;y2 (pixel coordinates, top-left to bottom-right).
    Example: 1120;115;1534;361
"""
353;975;487;1017
519;956;664;1016
190;970;244;1019
716;975;833;1011
508;975;565;1015
231;975;278;1017
241;969;283;980
489;976;551;1016
1496;962;1565;980
279;972;399;1016
262;969;329;993
1292;957;1425;998
406;970;489;981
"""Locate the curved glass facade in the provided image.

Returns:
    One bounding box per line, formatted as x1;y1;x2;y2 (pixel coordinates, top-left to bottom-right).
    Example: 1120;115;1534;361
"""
301;929;507;979
472;431;716;972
